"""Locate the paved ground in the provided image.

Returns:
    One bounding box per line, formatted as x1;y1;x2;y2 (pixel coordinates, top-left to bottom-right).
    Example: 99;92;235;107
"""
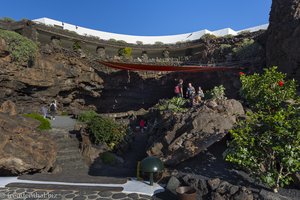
0;187;152;200
50;116;77;130
1;116;160;200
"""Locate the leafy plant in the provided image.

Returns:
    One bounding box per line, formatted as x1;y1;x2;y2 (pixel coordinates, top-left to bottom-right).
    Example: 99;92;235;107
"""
238;30;251;36
156;97;188;112
232;38;261;59
23;113;51;130
0;17;15;22
118;47;132;58
226;67;299;192
240;66;297;112
154;41;164;45
117;40;128;44
226;105;300;191
72;41;81;51
209;85;226;100
0;29;38;63
200;33;217;41
78;110;99;123
87;116;127;149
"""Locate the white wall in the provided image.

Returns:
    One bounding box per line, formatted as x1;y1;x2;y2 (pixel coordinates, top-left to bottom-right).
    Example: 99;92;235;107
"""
33;17;268;45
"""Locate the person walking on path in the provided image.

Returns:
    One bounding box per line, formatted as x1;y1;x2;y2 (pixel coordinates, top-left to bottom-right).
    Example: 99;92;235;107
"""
49;100;57;120
174;79;184;98
186;83;196;106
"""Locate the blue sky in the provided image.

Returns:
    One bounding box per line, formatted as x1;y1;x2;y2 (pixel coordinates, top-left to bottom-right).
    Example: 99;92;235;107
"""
0;0;272;36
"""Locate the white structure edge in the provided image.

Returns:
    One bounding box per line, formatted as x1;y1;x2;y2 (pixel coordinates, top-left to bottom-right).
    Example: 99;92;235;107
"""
33;17;268;45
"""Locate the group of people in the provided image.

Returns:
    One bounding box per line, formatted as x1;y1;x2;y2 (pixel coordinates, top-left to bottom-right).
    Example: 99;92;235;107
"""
41;100;57;120
174;79;204;106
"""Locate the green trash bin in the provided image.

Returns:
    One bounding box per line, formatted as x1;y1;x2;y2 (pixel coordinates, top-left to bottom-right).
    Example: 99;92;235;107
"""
140;156;164;186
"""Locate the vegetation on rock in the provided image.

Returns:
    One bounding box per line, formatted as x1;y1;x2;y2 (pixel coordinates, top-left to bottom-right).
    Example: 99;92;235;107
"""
118;47;132;58
226;67;300;192
78;111;127;150
240;66;297;112
233;38;261;59
205;85;227;101
200;33;217;41
78;110;98;123
72;41;81;51
0;17;15;22
23;113;51;130
155;97;188;113
0;29;38;63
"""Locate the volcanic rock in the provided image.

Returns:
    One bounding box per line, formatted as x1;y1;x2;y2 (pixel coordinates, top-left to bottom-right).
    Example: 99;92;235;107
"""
147;99;244;166
0;113;57;175
266;0;300;82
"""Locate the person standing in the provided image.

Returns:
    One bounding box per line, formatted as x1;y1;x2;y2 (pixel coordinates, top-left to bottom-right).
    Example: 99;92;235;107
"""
194;86;204;105
174;79;184;97
186;83;196;106
49;100;57;120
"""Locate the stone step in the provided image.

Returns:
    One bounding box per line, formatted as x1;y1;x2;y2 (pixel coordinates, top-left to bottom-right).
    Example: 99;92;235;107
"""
57;163;88;171
56;140;79;147
56;154;83;161
58;149;81;154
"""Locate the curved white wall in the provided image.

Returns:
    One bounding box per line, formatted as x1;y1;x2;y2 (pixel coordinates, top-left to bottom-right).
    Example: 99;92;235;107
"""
33;17;268;45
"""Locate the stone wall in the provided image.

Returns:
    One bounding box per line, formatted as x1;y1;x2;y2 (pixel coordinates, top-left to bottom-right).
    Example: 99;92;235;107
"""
266;0;300;83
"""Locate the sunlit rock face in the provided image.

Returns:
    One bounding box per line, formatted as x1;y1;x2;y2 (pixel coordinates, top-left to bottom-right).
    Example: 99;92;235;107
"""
146;99;244;166
266;0;300;82
0;102;57;175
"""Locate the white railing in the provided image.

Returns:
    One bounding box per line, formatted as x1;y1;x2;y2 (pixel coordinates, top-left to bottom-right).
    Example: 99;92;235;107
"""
33;17;268;45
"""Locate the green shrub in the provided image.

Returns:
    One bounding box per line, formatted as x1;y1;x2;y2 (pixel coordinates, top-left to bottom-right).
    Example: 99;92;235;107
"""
0;17;15;22
154;41;164;45
226;104;300;191
226;67;299;192
215;44;232;55
240;66;297;112
0;29;38;63
100;152;116;165
87;116;127;149
232;38;261;59
117;40;127;44
208;85;226;100
23;113;51;130
223;34;234;39
156;97;188;112
238;30;251;36
118;47;132;58
200;33;217;41
108;38;117;42
72;41;81;51
78;110;99;123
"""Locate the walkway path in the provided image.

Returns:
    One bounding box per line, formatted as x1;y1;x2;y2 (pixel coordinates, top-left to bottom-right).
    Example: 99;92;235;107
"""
0;116;163;199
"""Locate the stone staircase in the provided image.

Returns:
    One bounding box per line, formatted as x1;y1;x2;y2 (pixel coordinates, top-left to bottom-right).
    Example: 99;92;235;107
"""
49;128;88;173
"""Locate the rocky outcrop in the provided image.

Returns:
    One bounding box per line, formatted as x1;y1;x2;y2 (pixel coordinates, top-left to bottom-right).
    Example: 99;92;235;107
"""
146;99;244;166
0;46;104;114
0;111;57;175
0;100;17;116
266;0;300;82
168;174;292;200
